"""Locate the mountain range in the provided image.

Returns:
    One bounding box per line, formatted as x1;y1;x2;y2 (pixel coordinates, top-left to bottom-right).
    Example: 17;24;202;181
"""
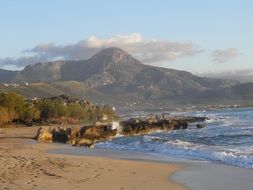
0;47;253;109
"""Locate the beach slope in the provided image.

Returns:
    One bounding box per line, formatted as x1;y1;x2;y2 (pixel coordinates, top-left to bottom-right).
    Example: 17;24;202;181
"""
0;126;186;190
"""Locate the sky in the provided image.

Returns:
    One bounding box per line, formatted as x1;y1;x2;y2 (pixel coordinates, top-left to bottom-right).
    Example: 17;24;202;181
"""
0;0;252;74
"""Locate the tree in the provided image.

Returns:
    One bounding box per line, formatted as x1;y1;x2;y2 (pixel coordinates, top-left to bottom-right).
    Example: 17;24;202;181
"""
0;106;10;124
20;103;40;124
68;103;85;119
0;92;119;125
101;105;116;120
0;92;25;123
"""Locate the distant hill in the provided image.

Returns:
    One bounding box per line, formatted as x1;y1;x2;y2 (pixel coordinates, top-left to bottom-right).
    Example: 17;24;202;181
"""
201;70;253;83
1;47;252;108
0;81;107;103
0;69;17;83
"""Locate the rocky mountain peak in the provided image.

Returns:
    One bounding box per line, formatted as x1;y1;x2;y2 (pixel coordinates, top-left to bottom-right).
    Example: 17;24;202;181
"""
93;47;128;57
90;47;141;66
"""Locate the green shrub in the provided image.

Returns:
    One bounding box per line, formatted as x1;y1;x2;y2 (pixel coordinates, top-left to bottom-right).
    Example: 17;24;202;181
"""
0;92;118;124
0;106;10;124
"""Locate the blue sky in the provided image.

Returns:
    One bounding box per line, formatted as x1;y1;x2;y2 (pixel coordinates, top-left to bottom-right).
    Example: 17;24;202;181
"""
0;0;252;73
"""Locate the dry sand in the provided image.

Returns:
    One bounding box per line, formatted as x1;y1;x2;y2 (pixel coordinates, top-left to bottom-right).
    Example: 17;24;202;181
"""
0;126;186;190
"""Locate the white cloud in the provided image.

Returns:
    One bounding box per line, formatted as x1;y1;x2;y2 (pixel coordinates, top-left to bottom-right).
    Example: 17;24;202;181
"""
211;48;239;63
0;33;202;68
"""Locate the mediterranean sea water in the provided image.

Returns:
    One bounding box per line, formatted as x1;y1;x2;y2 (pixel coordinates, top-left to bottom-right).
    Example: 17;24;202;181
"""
97;107;253;168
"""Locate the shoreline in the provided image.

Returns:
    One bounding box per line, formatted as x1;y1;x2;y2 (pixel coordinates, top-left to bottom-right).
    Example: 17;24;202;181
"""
50;144;253;190
0;126;187;190
1;124;253;190
173;161;253;190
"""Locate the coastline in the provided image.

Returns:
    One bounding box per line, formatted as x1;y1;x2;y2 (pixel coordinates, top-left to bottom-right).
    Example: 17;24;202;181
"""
1;125;253;190
49;144;253;190
0;126;187;190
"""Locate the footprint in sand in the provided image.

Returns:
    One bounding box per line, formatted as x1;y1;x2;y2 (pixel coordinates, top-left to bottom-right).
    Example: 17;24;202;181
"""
78;178;90;182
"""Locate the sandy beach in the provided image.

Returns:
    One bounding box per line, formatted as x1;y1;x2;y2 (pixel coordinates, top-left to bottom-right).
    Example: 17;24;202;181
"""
0;126;186;190
2;126;253;190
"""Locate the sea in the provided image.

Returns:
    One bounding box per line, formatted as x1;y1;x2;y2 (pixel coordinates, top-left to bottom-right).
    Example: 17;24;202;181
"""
96;107;253;169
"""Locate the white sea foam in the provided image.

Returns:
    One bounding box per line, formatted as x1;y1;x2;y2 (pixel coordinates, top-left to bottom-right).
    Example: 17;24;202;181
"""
112;121;123;136
97;137;253;168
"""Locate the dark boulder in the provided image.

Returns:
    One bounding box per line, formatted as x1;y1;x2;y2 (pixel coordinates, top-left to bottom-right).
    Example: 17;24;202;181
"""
52;127;69;143
196;124;206;128
185;116;207;123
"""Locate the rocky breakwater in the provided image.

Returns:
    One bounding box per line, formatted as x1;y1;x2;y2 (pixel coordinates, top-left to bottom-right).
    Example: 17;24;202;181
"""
35;115;207;147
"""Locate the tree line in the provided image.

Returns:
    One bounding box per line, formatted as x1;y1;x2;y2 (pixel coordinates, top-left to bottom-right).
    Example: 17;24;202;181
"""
0;92;117;126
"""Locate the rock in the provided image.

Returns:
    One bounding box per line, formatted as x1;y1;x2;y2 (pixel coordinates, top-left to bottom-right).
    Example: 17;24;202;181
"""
35;115;207;147
35;127;53;143
52;127;80;145
80;124;116;139
196;124;206;128
67;128;80;144
52;127;69;143
35;123;117;147
169;119;188;130
68;124;117;147
119;117;189;135
74;138;94;147
146;115;158;123
186;116;207;123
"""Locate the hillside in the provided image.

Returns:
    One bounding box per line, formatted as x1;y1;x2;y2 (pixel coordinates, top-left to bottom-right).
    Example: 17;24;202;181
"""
0;69;17;82
0;81;108;103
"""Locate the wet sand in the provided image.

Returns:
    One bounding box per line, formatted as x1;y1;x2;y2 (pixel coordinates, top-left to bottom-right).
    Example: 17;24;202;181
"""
0;126;186;190
173;161;253;190
51;145;253;190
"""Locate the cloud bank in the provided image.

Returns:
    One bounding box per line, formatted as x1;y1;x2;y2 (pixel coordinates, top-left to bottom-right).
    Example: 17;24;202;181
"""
212;48;239;63
0;33;202;68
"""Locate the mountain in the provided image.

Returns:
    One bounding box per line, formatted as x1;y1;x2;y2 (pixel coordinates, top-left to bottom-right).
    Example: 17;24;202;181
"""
10;47;146;85
200;82;253;101
13;61;64;83
0;69;17;83
1;47;251;108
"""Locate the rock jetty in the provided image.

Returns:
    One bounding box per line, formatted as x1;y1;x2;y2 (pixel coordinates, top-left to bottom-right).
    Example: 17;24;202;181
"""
35;115;207;147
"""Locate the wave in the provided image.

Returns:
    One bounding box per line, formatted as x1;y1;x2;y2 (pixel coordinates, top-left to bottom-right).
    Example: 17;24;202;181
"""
97;136;253;169
97;108;253;169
